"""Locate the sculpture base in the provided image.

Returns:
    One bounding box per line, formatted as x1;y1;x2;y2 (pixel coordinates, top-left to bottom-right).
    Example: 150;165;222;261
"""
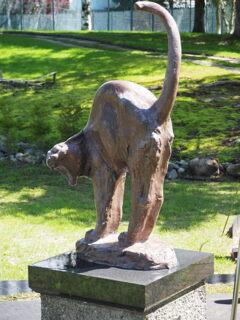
28;248;213;313
41;284;206;320
76;234;177;270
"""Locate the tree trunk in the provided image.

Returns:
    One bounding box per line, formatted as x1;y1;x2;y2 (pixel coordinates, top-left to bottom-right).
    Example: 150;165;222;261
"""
233;0;240;38
230;0;236;34
216;0;221;34
192;0;205;33
82;0;91;30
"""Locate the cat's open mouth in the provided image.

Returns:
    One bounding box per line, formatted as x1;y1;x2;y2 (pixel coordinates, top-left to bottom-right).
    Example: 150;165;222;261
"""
55;165;77;186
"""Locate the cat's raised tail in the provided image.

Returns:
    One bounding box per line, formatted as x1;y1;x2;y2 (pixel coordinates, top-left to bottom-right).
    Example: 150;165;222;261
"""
135;1;181;123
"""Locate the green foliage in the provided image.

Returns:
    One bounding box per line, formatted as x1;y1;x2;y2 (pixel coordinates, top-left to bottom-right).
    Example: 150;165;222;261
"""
0;32;239;160
0;104;18;154
26;101;54;147
58;101;82;140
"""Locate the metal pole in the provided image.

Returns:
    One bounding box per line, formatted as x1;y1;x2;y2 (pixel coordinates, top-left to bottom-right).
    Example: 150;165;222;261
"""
221;8;224;34
130;0;133;31
189;0;192;32
170;0;173;16
51;0;55;31
151;14;154;31
230;237;240;320
212;6;214;33
205;4;208;33
107;0;110;31
20;0;23;30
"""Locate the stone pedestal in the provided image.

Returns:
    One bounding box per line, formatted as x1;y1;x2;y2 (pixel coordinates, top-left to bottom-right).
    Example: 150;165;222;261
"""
28;249;214;320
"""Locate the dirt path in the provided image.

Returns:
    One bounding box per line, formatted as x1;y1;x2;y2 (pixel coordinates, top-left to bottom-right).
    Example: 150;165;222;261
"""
16;33;129;51
12;33;240;74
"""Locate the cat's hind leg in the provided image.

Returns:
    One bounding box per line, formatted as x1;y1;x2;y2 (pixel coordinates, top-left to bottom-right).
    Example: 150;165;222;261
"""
85;168;126;242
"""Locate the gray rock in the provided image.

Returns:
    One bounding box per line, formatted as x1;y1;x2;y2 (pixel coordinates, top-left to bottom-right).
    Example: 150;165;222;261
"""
234;139;240;144
25;155;36;164
0;135;7;152
176;160;189;168
10;155;17;162
167;169;178;180
188;158;220;177
221;162;231;171
178;167;186;175
0;150;6;159
13;147;46;164
16;142;38;153
16;142;31;151
168;162;179;171
15;152;25;161
226;163;240;178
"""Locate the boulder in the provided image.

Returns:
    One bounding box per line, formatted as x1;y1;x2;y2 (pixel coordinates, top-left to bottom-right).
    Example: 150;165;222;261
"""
188;158;220;177
177;167;186;176
168;162;179;171
226;163;240;178
10;155;17;162
0;151;6;160
167;169;178;180
0;135;7;153
176;160;188;168
234;139;240;145
15;152;25;161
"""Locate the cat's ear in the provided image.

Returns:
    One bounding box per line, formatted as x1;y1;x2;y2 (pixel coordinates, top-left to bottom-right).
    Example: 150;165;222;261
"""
66;130;84;143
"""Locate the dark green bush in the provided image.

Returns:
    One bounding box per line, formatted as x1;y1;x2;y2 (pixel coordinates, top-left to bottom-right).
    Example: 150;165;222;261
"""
57;101;82;141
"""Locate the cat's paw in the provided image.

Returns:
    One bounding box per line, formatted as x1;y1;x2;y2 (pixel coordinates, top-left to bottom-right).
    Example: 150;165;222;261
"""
118;232;129;243
84;229;100;243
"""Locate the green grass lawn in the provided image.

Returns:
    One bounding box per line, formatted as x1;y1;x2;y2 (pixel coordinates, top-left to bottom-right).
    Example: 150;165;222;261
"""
0;162;239;281
0;32;240;295
8;30;240;59
0;33;239;161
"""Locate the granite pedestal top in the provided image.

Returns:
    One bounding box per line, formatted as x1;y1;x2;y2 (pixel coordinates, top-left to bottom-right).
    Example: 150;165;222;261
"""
28;248;213;311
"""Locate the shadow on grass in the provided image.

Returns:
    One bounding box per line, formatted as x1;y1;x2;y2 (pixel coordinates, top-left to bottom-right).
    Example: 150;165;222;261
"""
0;34;165;85
157;73;240;162
1;162;239;231
0;162;96;227
157;179;240;231
45;31;240;57
0;33;166;149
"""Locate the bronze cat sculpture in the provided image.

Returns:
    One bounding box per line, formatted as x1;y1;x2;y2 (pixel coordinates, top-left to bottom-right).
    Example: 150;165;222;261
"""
46;1;181;245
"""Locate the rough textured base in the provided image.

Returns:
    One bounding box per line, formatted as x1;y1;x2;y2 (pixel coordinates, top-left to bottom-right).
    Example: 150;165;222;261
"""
76;234;177;270
41;285;206;320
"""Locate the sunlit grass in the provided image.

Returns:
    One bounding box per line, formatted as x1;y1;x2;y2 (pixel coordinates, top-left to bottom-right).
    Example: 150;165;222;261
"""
14;30;240;59
0;31;239;299
0;162;239;280
206;283;234;295
0;292;40;302
0;33;239;160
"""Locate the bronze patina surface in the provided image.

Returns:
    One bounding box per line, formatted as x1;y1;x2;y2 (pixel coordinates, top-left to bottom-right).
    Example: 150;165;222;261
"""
46;1;181;269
